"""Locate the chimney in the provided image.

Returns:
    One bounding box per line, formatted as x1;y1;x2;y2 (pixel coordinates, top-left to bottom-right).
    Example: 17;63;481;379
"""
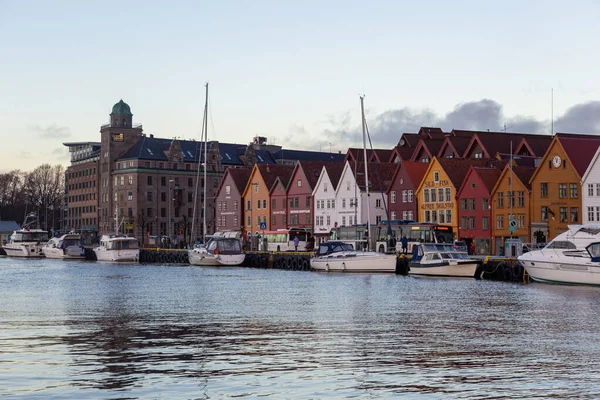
149;134;154;138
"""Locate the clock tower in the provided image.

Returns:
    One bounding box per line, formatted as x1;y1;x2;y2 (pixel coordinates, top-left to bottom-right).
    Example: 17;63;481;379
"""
99;99;143;234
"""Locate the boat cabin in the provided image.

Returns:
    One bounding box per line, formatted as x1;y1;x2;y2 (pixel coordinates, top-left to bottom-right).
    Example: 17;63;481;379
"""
206;238;243;255
316;241;355;256
411;243;473;262
11;231;49;243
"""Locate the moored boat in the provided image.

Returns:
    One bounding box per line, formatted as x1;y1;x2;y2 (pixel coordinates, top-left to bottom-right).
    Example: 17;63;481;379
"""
518;224;600;285
93;235;139;262
42;233;85;259
408;243;480;278
188;236;245;267
310;241;398;272
4;229;49;258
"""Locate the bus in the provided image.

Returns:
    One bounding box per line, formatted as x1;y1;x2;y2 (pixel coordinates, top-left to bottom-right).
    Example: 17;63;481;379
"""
374;221;454;253
262;228;312;252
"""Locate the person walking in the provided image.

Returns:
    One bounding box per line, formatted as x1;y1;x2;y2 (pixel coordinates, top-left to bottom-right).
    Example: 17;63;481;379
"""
401;235;408;254
293;236;300;251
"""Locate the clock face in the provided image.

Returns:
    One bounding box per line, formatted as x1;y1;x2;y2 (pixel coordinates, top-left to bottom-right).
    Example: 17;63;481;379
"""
552;155;561;168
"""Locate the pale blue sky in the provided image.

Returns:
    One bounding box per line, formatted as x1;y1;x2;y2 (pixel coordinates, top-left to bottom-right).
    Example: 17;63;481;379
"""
1;0;599;171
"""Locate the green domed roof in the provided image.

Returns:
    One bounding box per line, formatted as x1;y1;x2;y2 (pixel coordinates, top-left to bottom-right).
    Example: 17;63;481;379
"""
111;99;132;116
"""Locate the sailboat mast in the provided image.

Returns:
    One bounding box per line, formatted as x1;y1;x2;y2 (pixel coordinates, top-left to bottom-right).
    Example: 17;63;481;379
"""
202;83;209;240
360;95;371;251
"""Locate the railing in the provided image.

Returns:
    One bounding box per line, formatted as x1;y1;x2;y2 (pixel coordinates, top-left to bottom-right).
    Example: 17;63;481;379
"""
100;122;143;130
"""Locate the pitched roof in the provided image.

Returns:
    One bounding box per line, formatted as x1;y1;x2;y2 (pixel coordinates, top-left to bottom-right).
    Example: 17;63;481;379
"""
398;133;420;147
436;158;492;188
473;167;502;193
298;161;344;190
402;161;430;188
324;162;345;191
519;135;553;157
350;162;396;192
557;133;600;177
446;136;472;157
0;221;19;232
257;164;296;191
226;167;252;195
373;149;393;162
418;127;445;139
512;166;536;190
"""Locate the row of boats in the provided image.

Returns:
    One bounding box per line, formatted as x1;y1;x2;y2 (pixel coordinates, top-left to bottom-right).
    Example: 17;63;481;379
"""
6;224;600;286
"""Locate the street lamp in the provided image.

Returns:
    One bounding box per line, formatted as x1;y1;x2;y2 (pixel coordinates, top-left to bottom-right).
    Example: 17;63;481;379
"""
168;179;174;249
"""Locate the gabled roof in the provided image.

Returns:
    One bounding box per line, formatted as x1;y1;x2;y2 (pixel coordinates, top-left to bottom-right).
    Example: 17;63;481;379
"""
387;161;428;194
410;139;444;161
219;167;252;196
324;162;345;191
273;148;344;163
474;167;502;193
372;149;393;162
295;161;344;191
398;133;419;147
557;133;600;178
257;164;296;192
516;135;552;157
345;148;390;164
0;221;20;232
349;162;396;192
418;127;445;139
435;158;493;189
491;165;537;196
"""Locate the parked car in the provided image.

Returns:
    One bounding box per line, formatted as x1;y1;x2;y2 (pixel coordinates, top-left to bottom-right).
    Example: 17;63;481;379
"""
453;241;468;253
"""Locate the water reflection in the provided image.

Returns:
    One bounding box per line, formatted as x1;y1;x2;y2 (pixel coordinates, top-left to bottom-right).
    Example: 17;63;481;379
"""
2;258;600;398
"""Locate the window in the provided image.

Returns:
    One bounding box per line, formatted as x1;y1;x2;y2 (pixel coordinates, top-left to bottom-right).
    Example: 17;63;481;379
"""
431;210;437;223
375;199;382;208
161;177;166;186
402;190;407;203
482;216;489;230
461;216;467;229
188;192;193;202
376;215;382;224
161;192;166;202
147;176;153;185
469;216;475;229
257;200;261;209
468;198;476;210
254;184;259;193
541;182;548;198
147;208;153;217
161;208;166;217
234;201;238;211
391;191;396;204
324;183;328;192
434;171;439;182
589;206;594;222
247;200;251;210
571;207;579;223
294;198;299;208
120;176;125;186
409;190;414;202
497;192;504;208
445;188;451;202
496;215;504;229
518;214;525;228
460;199;467;210
560;207;567;222
424;210;430;222
391;211;396;220
437;188;444;203
342;198;346;208
247;215;251;226
424;189;430;203
439;212;445;223
306;196;310;207
431;188;437;202
271;198;276;209
482;198;489;210
570;183;578;198
128;176;133;185
297;180;302;187
147;191;153;201
589;184;594;197
127;192;133;201
559;184;567;199
271;215;276;225
342;216;346;226
541;206;548;222
517;191;525;207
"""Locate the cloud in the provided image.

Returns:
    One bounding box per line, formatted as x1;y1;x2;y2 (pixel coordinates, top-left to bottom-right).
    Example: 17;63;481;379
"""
30;124;72;139
293;99;600;151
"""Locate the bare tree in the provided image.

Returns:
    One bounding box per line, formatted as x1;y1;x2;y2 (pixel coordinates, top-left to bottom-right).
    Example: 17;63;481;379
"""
136;210;149;247
0;170;26;222
181;214;192;248
23;164;65;231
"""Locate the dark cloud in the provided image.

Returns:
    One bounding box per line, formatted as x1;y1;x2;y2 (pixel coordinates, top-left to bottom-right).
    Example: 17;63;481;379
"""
554;101;600;133
30;124;72;139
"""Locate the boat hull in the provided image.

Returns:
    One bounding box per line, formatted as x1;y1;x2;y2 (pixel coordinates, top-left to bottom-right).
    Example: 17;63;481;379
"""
409;261;479;278
188;251;245;267
520;259;600;286
310;252;397;273
4;244;45;258
93;248;139;262
42;246;85;260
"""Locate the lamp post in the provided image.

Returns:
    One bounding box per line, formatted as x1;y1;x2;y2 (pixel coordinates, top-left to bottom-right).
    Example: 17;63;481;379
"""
168;179;174;249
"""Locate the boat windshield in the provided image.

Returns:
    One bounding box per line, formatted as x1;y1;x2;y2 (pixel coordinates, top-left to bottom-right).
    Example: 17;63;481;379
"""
106;239;138;250
11;232;49;242
317;242;354;255
422;243;454;253
62;239;80;248
546;240;576;249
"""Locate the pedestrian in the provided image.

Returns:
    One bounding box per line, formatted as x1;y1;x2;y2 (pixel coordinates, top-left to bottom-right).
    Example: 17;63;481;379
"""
401;235;408;254
293;236;300;251
470;242;476;255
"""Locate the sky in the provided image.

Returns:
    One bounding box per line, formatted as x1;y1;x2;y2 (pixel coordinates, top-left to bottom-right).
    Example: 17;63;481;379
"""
1;0;600;171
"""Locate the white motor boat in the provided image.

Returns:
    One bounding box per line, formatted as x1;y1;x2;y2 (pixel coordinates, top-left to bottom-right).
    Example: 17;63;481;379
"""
409;243;480;278
42;233;85;259
3;229;49;258
188;237;245;267
518;224;600;285
93;235;139;262
310;241;398;273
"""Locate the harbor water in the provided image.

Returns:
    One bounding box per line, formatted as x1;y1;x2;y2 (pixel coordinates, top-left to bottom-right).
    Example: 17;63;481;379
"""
2;257;600;399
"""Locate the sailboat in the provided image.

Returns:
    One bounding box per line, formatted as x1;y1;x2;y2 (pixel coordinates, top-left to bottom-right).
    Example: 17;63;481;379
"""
310;96;398;273
93;206;139;262
188;83;246;267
